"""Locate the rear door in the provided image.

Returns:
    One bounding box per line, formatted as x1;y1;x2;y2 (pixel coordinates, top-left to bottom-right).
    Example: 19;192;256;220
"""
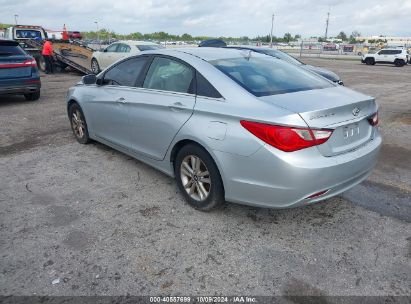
126;56;196;160
115;43;131;62
100;43;119;69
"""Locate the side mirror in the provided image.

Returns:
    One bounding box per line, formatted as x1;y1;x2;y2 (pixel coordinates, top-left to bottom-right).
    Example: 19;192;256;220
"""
82;74;97;85
103;48;108;52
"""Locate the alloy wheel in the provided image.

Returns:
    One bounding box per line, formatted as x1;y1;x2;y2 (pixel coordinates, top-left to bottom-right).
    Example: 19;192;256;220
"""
180;155;211;201
71;110;85;139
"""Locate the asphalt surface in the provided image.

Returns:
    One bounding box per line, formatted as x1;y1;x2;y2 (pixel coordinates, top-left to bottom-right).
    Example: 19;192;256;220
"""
0;59;410;297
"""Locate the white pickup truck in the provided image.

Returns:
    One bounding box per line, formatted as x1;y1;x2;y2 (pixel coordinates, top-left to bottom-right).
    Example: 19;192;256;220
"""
361;48;409;67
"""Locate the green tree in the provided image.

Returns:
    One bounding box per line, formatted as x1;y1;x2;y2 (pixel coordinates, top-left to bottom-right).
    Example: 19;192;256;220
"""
283;32;292;42
337;31;347;41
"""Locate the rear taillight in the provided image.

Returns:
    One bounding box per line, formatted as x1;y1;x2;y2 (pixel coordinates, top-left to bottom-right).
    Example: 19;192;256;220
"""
0;58;37;69
368;112;378;126
240;120;333;152
23;58;38;68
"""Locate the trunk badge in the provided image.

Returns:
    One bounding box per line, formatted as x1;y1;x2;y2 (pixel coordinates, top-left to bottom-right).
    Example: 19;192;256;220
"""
352;107;361;116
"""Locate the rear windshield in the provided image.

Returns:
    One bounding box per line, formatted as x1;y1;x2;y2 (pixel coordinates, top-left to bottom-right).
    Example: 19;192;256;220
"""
0;44;26;56
210;56;333;97
15;29;42;39
259;49;304;66
136;45;162;51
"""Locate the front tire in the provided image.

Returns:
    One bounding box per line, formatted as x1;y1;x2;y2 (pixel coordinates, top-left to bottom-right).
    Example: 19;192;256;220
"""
91;58;100;74
24;91;40;101
365;58;374;65
68;103;90;144
175;144;224;211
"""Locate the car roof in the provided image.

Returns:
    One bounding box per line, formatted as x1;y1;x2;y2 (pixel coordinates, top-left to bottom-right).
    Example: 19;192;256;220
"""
147;47;269;61
115;40;159;46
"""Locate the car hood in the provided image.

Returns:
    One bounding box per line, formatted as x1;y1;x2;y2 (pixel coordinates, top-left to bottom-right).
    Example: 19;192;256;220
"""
302;65;340;82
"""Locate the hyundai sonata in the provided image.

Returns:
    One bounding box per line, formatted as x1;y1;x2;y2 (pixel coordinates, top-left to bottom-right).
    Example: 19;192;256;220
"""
67;48;381;211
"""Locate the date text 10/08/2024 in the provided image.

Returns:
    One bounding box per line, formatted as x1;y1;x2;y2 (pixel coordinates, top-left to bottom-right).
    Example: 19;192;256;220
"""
149;296;257;303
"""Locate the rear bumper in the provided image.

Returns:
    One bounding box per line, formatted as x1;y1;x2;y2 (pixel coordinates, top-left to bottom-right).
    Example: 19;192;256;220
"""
0;85;40;95
215;131;382;208
0;79;41;95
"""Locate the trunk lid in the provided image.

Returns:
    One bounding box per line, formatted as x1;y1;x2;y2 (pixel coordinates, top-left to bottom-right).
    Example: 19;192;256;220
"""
259;86;378;156
0;55;32;79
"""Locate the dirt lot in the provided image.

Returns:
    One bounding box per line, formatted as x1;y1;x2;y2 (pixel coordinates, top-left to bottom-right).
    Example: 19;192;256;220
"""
0;58;410;297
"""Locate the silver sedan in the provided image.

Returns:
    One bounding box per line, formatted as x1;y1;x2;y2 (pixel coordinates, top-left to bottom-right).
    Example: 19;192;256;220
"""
66;48;381;211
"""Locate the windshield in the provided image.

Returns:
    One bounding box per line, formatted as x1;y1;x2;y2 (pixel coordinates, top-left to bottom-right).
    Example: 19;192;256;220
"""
210;56;333;97
136;45;163;51
259;49;303;66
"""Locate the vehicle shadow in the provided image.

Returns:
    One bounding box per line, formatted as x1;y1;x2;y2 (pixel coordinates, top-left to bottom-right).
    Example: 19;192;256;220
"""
0;94;35;107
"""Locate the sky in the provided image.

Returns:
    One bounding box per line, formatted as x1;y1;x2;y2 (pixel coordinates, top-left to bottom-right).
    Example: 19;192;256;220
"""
1;0;410;38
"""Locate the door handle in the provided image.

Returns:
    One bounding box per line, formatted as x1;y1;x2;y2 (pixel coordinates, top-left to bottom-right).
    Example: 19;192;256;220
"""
116;97;126;103
169;102;185;111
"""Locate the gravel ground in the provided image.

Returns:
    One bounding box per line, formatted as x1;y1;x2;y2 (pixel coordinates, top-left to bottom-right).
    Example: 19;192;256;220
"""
0;59;410;297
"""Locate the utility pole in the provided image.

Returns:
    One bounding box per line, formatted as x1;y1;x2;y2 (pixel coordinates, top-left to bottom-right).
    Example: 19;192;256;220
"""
324;11;330;40
14;14;18;25
270;13;274;48
94;21;100;50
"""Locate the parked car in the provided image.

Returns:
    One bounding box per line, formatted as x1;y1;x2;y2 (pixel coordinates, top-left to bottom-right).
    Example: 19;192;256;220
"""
0;39;41;100
199;39;227;48
362;48;409;67
69;31;82;40
67;48;381;211
227;46;344;85
90;40;163;74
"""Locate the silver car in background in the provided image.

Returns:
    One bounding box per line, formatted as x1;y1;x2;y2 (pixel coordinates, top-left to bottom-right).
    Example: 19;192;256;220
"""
67;48;381;211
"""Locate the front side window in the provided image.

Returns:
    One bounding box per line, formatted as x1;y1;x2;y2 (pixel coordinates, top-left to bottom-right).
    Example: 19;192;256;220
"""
211;56;333;97
106;44;118;52
103;57;147;86
117;44;131;53
143;57;193;94
378;50;388;55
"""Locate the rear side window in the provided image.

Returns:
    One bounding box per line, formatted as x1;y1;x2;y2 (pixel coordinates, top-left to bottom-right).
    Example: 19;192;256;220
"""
103;57;148;86
136;45;162;51
143;57;194;94
196;73;222;98
393;50;402;55
0;44;26;56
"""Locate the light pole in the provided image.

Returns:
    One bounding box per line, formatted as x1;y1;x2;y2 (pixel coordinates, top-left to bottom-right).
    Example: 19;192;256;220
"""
14;14;18;25
270;13;274;48
94;21;100;50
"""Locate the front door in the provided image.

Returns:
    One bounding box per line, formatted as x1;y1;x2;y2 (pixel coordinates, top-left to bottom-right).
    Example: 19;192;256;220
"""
84;56;150;149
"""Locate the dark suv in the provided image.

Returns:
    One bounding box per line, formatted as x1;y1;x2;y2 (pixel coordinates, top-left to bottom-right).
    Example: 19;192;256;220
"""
0;39;41;100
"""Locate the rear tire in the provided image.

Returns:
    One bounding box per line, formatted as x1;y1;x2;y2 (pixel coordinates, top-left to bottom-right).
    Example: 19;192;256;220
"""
68;103;90;144
394;59;405;67
24;91;40;101
91;58;100;74
175;144;224;211
365;58;374;65
35;55;46;72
